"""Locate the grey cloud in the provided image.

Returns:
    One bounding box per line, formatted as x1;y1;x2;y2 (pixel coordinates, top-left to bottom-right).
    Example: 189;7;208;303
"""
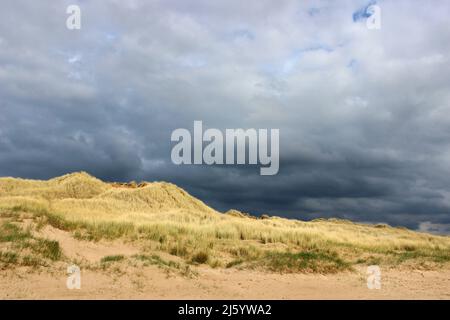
1;0;450;233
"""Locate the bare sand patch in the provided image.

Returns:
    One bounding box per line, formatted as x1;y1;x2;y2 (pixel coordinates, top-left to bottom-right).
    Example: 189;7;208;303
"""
1;264;449;299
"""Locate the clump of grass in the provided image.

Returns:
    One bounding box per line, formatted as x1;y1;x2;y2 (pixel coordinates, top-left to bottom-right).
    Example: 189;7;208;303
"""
0;222;30;242
228;246;260;259
43;212;76;231
0;219;62;268
15;238;62;261
133;254;196;277
395;249;450;264
0;251;18;265
88;223;135;240
33;239;62;261
259;249;350;273
226;259;244;268
101;255;125;264
135;254;177;268
21;255;45;267
191;250;209;264
168;242;189;257
356;255;382;265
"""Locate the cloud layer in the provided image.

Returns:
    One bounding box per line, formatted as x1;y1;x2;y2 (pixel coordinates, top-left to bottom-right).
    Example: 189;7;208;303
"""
1;0;450;232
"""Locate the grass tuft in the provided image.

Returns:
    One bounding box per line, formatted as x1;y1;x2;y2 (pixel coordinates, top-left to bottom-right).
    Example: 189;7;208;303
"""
191;251;209;264
101;255;125;263
260;249;350;273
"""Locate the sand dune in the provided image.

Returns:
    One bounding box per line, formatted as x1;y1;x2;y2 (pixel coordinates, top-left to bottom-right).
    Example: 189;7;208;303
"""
0;172;449;299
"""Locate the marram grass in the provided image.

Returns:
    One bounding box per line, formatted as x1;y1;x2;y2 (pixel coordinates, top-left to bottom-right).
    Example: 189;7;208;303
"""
1;172;449;273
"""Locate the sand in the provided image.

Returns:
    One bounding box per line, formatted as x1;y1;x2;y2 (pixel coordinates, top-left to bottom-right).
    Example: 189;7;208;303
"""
1;224;448;300
1;264;449;299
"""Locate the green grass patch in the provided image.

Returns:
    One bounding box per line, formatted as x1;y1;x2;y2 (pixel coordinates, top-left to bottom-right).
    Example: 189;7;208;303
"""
395;249;450;263
101;255;125;263
0;222;30;242
0;251;18;265
135;254;179;268
33;239;62;261
0;219;62;267
259;249;350;273
21;255;45;267
133;254;195;277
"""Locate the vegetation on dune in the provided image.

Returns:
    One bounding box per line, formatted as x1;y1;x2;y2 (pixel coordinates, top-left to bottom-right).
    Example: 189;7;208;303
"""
260;249;350;273
0;218;62;269
1;172;450;274
100;254;125;264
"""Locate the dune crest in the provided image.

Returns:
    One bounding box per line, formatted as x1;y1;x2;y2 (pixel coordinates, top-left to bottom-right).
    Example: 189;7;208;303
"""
0;172;218;218
1;171;449;278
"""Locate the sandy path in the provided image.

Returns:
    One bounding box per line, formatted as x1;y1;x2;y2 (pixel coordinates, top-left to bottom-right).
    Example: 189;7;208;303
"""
1;264;449;299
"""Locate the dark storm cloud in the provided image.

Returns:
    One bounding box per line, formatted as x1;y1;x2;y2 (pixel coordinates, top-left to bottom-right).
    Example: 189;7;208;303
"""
1;0;450;233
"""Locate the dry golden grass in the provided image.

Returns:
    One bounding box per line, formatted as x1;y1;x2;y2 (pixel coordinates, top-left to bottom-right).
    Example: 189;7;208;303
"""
1;172;449;273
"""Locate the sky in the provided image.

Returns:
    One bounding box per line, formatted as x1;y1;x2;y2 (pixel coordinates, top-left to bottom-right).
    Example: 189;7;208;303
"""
1;0;450;233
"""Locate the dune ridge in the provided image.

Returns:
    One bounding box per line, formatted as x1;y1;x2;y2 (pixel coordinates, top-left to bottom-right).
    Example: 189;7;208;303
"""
1;172;449;275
